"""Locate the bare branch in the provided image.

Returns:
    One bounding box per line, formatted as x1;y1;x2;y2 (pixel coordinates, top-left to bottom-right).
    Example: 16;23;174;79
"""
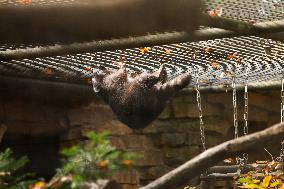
140;122;284;189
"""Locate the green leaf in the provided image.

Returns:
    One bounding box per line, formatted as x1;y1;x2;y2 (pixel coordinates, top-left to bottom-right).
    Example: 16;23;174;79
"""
238;177;253;184
61;145;80;157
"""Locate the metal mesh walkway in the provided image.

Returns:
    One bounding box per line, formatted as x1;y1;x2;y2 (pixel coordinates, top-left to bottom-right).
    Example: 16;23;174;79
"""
0;0;283;87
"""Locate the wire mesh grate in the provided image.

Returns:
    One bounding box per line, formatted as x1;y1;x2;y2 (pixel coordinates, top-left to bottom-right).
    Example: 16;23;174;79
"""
204;0;284;22
1;36;284;87
0;0;284;88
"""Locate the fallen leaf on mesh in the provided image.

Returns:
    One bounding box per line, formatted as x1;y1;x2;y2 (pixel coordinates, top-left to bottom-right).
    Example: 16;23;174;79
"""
203;47;211;54
139;47;150;54
228;53;238;60
164;48;171;54
46;67;52;76
208;6;223;17
209;60;221;70
85;67;92;72
236;58;241;64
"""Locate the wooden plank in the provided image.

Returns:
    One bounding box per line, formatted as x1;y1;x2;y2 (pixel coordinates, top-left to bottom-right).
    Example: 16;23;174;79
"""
0;0;202;44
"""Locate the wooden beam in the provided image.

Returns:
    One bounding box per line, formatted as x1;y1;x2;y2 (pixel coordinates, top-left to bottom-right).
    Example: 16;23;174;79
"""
139;122;284;189
264;31;284;42
0;0;202;44
0;75;94;106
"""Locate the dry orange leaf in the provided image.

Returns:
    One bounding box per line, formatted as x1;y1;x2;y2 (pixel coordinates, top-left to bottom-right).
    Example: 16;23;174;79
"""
203;47;211;54
46;67;52;76
208;10;218;17
85;67;92;72
228;53;237;60
29;181;46;189
209;60;221;70
139;47;150;54
122;159;134;168
164;48;171;54
17;0;32;4
236;58;241;64
97;160;109;169
208;6;223;17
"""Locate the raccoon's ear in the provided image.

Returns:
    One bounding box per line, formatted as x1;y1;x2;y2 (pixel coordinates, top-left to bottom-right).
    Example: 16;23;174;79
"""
135;64;167;88
103;64;127;87
155;64;167;83
92;77;102;93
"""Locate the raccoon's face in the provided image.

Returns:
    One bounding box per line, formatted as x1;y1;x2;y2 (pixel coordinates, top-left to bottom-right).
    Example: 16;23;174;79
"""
92;67;107;93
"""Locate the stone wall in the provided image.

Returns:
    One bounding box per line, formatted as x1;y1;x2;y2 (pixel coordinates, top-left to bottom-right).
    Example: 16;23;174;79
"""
0;77;283;188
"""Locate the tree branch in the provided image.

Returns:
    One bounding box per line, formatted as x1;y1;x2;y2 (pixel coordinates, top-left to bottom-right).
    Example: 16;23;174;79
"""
140;122;284;189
